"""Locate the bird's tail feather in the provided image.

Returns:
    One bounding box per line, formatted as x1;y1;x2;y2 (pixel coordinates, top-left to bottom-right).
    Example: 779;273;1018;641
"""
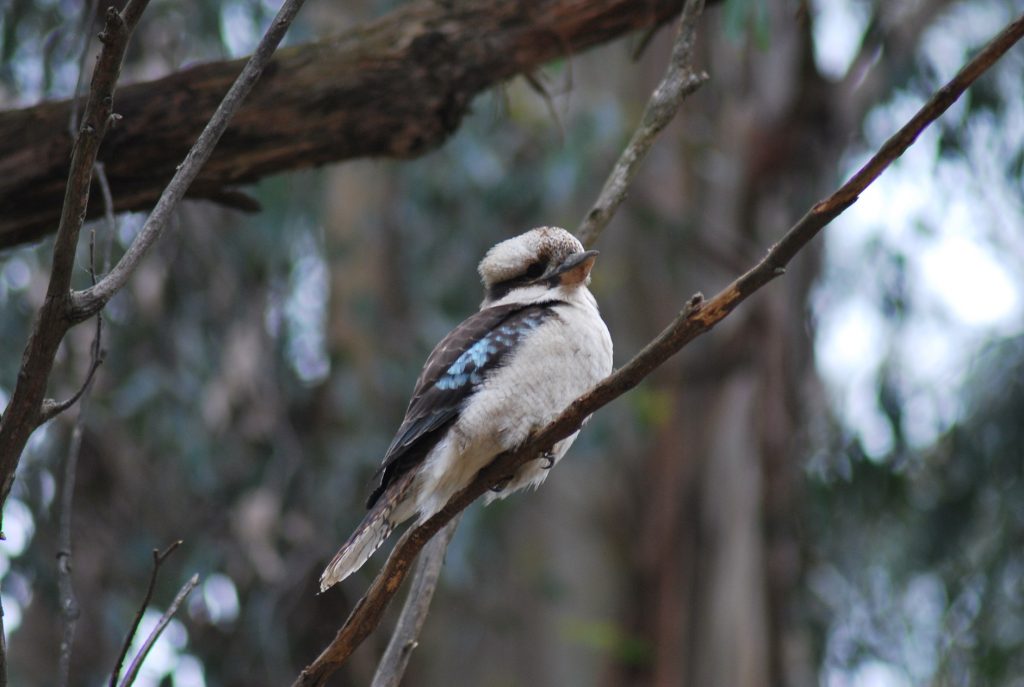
319;472;415;592
319;504;395;592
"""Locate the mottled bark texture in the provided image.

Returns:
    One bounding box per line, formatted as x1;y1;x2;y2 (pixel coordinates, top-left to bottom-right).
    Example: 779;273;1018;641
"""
0;0;687;250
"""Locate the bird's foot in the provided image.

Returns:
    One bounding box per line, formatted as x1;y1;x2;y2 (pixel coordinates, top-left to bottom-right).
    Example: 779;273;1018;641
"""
540;451;555;469
490;477;511;493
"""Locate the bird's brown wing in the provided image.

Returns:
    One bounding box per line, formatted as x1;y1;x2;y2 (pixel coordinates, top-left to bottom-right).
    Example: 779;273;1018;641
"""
365;301;559;508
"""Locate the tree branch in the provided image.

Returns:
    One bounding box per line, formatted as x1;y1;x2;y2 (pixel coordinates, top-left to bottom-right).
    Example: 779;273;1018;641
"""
0;0;150;557
118;573;200;687
68;0;308;322
576;0;707;248
0;0;695;251
370;517;460;687
109;541;182;687
293;12;1024;685
0;0;307;536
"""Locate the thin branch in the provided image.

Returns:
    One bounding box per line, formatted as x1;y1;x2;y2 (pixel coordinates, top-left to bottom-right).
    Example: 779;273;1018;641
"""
0;0;150;528
56;144;118;687
69;0;309;323
109;541;182;687
370;517;460;687
118;573;200;687
55;408;85;687
366;3;708;683
37;344;104;427
576;0;708;248
68;0;102;138
293;13;1024;685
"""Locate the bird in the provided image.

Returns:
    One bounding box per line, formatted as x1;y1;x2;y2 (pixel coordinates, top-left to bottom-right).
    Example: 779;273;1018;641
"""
319;227;613;591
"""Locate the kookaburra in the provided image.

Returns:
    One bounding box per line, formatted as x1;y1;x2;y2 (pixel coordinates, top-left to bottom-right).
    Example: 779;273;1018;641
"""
320;227;613;591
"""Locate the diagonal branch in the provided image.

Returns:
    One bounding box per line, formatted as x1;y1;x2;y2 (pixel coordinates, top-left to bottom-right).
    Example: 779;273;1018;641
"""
109;541;182;687
68;0;308;322
293;12;1024;686
576;0;708;248
117;573;200;687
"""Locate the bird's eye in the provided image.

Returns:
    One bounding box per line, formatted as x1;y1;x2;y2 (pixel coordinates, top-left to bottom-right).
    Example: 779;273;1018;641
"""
522;260;546;280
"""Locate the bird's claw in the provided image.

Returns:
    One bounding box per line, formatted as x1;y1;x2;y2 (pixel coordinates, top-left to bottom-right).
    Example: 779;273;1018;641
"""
491;478;510;493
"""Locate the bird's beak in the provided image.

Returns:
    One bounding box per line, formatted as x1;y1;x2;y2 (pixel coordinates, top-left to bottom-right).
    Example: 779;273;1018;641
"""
548;249;599;287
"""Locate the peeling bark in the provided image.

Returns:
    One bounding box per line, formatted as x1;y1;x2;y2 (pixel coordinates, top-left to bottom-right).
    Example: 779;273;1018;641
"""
0;0;684;250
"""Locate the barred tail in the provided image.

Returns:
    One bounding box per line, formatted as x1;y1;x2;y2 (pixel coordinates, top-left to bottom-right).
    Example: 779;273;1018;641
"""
319;504;395;592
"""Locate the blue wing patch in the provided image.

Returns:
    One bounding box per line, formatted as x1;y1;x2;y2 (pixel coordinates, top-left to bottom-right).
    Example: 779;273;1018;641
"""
435;314;546;390
365;302;559;508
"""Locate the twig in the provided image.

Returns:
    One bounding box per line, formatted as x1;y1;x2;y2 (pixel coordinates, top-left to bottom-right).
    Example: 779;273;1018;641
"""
293;13;1024;685
370;517;460;687
69;0;309;323
576;0;708;248
109;541;182;687
118;573;200;687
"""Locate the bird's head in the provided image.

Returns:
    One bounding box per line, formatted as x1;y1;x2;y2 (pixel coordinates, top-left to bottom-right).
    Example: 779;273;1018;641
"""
478;227;599;306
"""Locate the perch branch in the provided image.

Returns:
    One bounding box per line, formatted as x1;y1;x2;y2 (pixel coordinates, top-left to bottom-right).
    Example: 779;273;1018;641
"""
293;12;1024;686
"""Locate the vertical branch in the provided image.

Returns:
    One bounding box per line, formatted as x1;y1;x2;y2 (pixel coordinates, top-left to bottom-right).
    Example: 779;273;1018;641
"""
0;0;150;525
370;517;460;687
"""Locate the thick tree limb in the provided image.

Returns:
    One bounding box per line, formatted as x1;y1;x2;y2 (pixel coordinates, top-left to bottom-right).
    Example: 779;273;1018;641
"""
293;13;1024;685
0;0;690;251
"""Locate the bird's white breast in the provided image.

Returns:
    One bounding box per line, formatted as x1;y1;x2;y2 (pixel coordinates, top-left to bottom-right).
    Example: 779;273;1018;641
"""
414;288;612;517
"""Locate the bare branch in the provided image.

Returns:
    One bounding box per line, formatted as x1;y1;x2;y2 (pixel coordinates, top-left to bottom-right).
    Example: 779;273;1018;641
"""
69;0;309;323
577;0;708;248
370;517;461;687
294;13;1024;685
118;573;200;687
56;139;118;687
0;0;307;532
0;0;151;611
109;542;182;687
